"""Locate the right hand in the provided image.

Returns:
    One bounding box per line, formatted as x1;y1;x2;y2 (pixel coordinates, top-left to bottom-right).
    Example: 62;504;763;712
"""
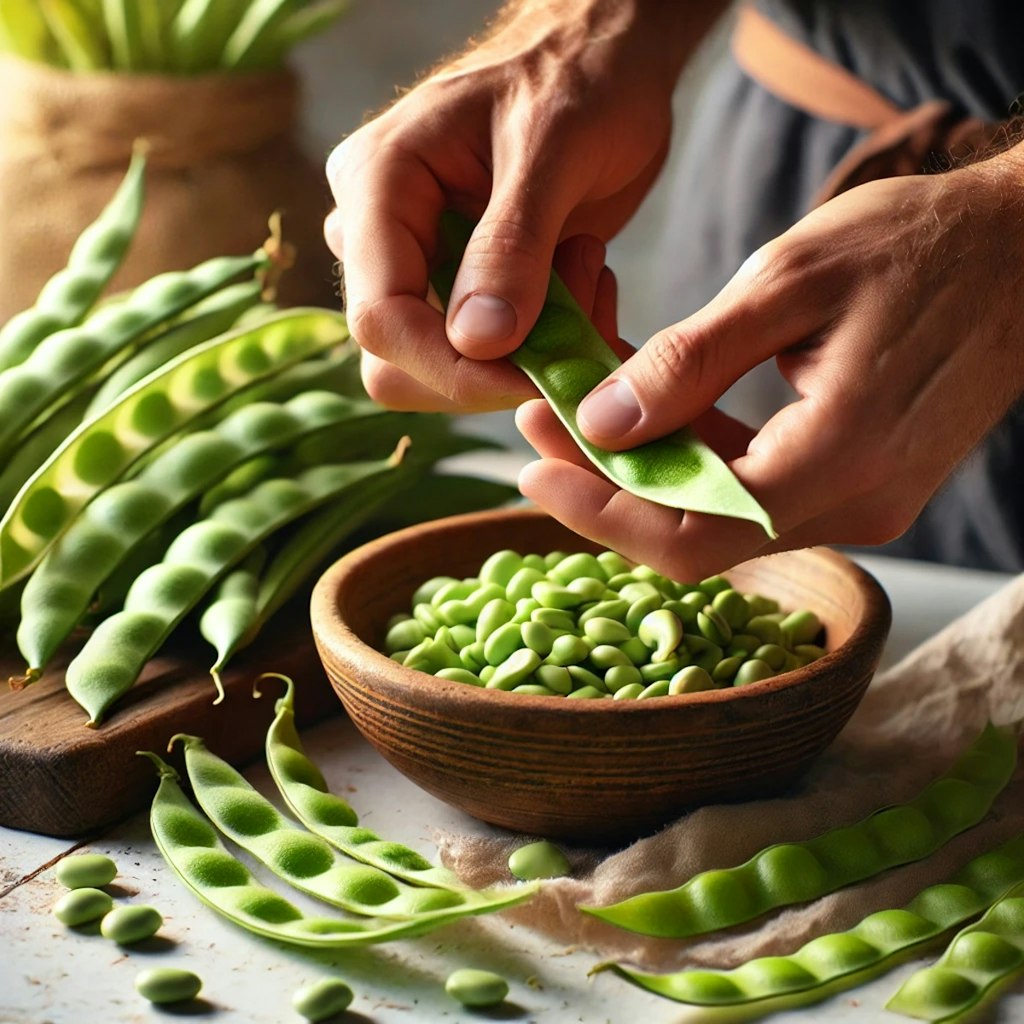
324;0;725;412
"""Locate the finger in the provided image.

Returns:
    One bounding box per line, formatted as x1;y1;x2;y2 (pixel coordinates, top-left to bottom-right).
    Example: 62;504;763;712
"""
360;351;468;413
518;459;773;581
515;399;593;468
551;235;606;319
574;235;841;450
446;147;578;359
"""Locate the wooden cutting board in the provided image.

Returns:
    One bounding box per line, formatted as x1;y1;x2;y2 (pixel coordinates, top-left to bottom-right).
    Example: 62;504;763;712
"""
0;605;340;838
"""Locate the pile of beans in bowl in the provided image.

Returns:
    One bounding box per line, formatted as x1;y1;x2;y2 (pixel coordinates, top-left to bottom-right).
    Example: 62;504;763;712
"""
382;548;826;699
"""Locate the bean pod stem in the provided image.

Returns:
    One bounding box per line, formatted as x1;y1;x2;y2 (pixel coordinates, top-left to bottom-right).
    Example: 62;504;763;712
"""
582;722;1018;937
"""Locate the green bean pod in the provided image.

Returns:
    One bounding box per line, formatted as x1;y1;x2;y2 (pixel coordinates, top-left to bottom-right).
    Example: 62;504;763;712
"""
14;391;384;680
582;722;1018;937
85;280;265;416
257;675;471;890
200;470;416;678
886;880;1024;1021
0;308;349;589
141;752;527;947
433;213;774;536
39;0;108;71
595;834;1024;1009
0;390;94;514
0;249;268;461
0;147;146;373
66;447;409;724
172;732;533;920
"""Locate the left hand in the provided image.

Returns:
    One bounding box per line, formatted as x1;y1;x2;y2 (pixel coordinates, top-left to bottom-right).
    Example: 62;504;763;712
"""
516;148;1024;581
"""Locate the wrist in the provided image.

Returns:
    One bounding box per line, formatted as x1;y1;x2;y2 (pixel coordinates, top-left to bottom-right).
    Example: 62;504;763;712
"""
466;0;727;94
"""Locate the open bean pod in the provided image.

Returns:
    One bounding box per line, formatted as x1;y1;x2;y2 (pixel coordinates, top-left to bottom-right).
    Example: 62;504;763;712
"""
595;834;1024;1009
85;280;265;416
0;146;146;373
65;446;410;724
142;752;532;947
886;880;1024;1021
0;307;349;590
583;722;1018;937
172;732;533;920
14;391;384;680
433;213;774;535
257;674;470;891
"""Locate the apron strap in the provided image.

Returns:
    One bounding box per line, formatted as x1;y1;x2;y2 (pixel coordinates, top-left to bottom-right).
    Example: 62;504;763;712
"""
731;4;902;130
730;4;995;206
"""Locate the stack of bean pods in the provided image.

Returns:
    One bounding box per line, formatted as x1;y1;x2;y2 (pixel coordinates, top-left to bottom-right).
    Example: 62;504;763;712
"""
384;547;825;698
0;153;516;725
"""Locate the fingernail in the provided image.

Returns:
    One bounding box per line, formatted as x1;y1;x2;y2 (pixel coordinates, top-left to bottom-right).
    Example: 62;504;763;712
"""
577;378;641;438
452;293;517;343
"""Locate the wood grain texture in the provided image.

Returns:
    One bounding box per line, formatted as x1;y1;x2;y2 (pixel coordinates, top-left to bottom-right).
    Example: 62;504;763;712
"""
0;607;336;838
311;508;893;844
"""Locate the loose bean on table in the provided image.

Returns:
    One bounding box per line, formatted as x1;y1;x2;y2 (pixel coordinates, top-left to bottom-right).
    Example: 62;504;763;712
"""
55;853;117;889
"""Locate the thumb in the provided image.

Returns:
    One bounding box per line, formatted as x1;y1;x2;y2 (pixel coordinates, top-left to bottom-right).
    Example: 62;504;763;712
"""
575;252;825;450
446;179;567;361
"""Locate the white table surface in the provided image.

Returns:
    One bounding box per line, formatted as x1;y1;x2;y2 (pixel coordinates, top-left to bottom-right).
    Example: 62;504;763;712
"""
2;511;1022;1023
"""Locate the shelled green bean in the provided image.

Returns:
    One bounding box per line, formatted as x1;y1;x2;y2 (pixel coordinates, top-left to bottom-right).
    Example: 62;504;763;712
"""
583;722;1018;936
595;834;1024;1010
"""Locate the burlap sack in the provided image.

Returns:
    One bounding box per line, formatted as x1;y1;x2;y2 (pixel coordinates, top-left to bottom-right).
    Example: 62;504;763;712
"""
0;55;336;320
440;572;1024;973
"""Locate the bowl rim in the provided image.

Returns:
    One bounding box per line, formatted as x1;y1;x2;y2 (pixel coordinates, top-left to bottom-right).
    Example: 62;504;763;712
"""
310;507;892;714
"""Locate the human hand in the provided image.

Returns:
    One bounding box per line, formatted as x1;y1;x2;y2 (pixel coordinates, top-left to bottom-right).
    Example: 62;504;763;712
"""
517;151;1024;581
324;0;725;412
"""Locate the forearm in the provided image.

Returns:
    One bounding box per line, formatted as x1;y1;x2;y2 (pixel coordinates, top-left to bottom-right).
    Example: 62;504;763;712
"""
447;0;730;93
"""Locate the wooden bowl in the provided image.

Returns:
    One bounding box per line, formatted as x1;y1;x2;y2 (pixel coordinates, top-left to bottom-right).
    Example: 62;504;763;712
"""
311;508;891;844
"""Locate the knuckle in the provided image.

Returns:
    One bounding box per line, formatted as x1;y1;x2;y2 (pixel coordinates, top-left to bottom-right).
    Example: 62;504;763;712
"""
461;214;548;277
639;324;712;395
346;298;386;354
